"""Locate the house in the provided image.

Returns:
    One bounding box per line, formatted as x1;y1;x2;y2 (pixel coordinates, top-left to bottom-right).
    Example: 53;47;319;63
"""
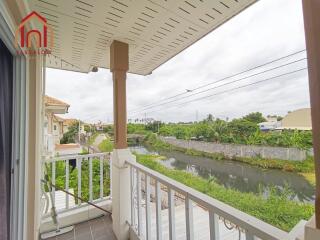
280;108;312;131
258;121;280;131
62;118;78;133
1;1;320;240
43;96;83;156
43;95;70;151
258;116;281;131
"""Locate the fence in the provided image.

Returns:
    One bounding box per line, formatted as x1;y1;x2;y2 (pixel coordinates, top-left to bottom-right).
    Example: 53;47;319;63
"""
160;137;307;161
127;158;289;240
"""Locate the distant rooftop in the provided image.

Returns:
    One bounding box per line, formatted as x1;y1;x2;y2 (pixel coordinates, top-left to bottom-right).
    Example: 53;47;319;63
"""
44;95;70;107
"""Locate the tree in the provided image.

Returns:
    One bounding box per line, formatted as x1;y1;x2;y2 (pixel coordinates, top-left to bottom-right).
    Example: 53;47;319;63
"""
145;121;164;133
242;112;266;124
60;122;79;144
277;116;283;121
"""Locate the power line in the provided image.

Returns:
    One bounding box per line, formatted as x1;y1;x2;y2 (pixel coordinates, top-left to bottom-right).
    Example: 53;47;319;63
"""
129;49;306;112
130;58;307;114
133;67;307;116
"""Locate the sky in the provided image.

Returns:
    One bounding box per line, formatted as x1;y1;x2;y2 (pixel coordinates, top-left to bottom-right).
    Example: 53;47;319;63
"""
46;0;310;124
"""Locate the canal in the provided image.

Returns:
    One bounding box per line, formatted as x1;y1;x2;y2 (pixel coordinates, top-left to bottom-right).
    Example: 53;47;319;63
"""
130;144;315;203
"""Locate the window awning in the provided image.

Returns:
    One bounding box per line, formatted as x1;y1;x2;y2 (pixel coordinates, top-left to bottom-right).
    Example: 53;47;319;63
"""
29;0;256;75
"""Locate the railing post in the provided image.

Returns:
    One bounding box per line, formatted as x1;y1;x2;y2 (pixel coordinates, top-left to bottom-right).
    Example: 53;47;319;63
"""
51;161;56;204
168;188;176;240
109;155;112;198
130;166;135;228
89;157;93;202
185;196;194;240
145;174;151;240
136;170;142;236
65;159;69;209
156;180;162;240
245;232;255;240
100;156;104;199
209;211;219;240
77;157;82;205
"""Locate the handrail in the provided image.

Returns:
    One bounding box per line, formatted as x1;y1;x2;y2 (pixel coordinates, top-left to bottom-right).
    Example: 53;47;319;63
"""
47;152;110;162
44;152;112;213
126;158;289;240
41;179;111;214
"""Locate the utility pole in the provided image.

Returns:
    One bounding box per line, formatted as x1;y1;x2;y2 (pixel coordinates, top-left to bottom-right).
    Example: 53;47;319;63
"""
196;110;199;122
144;112;147;125
78;119;81;144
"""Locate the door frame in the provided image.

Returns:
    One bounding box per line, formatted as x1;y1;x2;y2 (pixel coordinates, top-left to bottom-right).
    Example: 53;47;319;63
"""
0;3;28;240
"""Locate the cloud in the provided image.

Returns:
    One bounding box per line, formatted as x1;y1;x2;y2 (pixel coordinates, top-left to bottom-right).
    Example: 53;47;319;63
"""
46;0;310;123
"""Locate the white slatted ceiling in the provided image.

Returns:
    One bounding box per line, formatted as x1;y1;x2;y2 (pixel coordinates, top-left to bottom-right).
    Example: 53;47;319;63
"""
29;0;256;75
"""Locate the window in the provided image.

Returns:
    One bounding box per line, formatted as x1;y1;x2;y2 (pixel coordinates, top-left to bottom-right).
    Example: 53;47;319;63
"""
54;125;57;131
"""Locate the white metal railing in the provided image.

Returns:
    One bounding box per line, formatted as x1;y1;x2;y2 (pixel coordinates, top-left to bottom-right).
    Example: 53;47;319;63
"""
43;152;111;214
126;158;289;240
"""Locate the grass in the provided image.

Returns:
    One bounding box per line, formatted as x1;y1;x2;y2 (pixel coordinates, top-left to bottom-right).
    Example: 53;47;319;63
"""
87;132;99;145
136;153;314;232
98;138;114;152
144;133;315;174
300;172;316;186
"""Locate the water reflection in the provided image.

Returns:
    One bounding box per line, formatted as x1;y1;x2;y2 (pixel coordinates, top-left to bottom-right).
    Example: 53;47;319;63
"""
130;145;315;203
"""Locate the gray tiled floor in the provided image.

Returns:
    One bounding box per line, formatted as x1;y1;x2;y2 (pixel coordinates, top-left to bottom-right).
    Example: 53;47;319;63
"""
44;215;116;240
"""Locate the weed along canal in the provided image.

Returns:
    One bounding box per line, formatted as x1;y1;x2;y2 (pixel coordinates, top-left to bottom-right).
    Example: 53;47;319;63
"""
130;145;315;203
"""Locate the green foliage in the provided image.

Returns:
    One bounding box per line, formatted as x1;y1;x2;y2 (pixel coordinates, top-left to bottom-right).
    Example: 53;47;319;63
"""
127;123;150;134
242;112;267;123
145;121;164;132
46;159;110;202
126;112;313;149
136;154;314;231
60;122;79;144
103;125;113;135
145;136;315;173
84;125;91;133
156;118;312;150
98;138;114;152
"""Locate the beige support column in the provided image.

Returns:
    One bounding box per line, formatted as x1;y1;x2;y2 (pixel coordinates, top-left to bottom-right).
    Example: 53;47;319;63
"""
26;55;43;240
110;40;136;240
111;40;128;149
302;0;320;238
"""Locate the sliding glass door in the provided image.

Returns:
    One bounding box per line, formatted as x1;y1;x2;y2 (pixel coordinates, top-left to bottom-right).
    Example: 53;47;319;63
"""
0;38;14;240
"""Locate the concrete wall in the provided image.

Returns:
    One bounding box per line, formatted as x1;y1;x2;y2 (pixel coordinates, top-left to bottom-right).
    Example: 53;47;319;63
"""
160;137;307;161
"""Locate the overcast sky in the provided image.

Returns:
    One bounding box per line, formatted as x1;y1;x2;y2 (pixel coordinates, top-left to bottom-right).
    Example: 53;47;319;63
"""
46;0;310;123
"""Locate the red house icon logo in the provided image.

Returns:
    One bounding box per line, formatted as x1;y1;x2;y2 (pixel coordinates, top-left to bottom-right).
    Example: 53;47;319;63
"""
15;11;53;53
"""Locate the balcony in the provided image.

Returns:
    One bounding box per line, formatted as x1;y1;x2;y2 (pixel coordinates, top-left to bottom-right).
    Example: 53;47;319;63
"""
1;0;320;239
39;152;301;240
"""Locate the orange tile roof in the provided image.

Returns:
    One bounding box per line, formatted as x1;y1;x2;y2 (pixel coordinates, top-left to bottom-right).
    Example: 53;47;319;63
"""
44;95;70;107
53;114;65;122
55;143;81;150
63;118;78;126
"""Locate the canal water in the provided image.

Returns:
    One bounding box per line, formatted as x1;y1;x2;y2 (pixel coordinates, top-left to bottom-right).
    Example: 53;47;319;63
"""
130;145;315;203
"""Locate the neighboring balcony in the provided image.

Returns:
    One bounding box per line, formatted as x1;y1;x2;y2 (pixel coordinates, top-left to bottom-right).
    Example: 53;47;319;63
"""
40;152;112;234
39;152;304;240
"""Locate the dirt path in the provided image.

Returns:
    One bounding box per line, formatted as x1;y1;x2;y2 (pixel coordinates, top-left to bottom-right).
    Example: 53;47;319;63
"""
89;133;107;153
